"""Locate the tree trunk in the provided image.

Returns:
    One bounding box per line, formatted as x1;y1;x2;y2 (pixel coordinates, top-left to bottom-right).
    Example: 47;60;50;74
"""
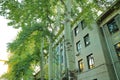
40;38;44;80
64;0;76;80
48;38;54;80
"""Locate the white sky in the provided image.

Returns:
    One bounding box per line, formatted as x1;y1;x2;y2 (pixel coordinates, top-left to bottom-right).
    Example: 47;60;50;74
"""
0;61;8;76
0;16;19;55
0;16;19;76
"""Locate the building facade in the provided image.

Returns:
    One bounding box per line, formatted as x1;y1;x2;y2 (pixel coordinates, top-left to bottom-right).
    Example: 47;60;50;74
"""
54;1;120;80
34;1;120;80
97;1;120;79
53;31;68;80
72;19;115;80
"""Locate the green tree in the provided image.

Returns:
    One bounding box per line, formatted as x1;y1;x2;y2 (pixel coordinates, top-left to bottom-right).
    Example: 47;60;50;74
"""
0;0;115;80
0;23;53;80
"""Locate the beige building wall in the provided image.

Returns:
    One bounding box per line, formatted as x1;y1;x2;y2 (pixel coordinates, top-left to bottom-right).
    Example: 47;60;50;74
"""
98;2;120;79
72;19;116;80
47;1;120;80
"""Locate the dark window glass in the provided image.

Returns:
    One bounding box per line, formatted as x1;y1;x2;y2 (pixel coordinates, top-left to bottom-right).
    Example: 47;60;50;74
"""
114;42;120;60
81;20;86;29
87;54;95;69
74;26;79;36
107;19;119;34
76;41;81;53
60;48;64;63
84;34;90;47
78;59;84;72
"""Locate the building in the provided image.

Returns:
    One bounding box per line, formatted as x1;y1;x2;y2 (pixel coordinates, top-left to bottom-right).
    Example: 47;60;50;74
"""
34;0;120;80
53;1;120;80
53;31;68;80
97;0;120;79
73;1;120;80
72;18;115;80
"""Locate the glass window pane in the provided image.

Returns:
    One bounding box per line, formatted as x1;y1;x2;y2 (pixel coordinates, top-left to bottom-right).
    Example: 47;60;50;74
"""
76;41;81;52
107;19;119;34
81;20;86;29
84;34;90;47
78;59;84;72
74;26;79;36
87;54;95;69
114;42;120;60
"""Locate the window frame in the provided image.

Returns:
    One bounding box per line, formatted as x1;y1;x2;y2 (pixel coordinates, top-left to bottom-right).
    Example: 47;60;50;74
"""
114;42;120;60
84;34;90;47
87;53;95;69
74;25;79;36
81;20;86;29
107;18;119;34
76;40;81;53
78;59;84;72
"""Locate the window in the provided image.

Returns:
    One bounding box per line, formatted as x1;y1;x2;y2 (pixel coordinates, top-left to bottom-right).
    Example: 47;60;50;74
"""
107;19;119;34
84;34;90;47
114;42;120;60
78;59;84;72
81;20;86;29
56;46;59;53
60;43;63;50
61;55;63;63
76;41;81;53
87;54;95;69
74;26;79;36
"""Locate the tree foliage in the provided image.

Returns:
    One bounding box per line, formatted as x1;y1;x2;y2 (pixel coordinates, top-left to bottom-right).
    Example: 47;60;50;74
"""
1;23;51;80
0;0;116;80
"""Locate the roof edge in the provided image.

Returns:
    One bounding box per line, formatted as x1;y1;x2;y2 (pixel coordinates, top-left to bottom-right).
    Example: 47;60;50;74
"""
97;0;120;25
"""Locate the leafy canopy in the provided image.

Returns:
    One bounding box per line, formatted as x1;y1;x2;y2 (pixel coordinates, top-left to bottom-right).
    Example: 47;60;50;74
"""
0;0;115;80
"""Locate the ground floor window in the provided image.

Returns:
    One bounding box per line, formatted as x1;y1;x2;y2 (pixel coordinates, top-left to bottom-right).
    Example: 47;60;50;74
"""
78;59;84;72
87;53;95;69
114;42;120;60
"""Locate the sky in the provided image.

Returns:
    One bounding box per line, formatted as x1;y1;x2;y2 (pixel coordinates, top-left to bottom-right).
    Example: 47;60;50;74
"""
0;16;19;76
0;16;19;55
